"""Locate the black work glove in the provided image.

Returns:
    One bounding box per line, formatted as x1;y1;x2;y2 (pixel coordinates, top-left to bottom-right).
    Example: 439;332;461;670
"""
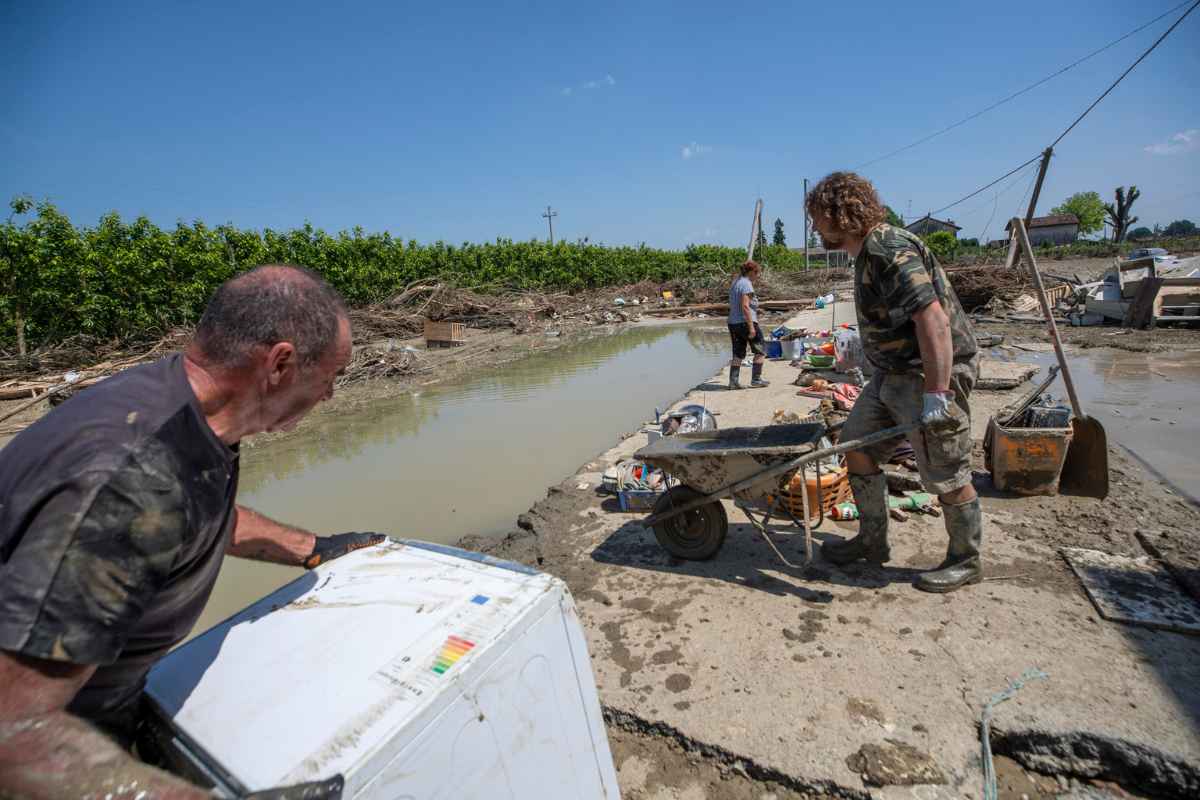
304;532;387;569
242;775;344;799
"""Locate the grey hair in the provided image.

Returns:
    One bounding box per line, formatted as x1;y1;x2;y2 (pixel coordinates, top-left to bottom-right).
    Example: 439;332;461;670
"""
193;264;347;367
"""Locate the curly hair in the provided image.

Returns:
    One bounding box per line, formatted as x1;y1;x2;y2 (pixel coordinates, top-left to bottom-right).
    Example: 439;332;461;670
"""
805;172;887;239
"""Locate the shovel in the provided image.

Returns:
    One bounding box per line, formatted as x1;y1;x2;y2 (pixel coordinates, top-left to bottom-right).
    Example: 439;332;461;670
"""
1010;218;1109;499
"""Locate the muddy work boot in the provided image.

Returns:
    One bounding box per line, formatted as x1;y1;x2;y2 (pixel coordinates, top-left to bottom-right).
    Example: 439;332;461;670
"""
750;361;770;388
916;497;983;593
823;472;890;566
729;365;744;390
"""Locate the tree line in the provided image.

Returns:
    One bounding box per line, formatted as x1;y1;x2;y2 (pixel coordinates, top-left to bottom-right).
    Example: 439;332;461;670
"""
1;198;823;355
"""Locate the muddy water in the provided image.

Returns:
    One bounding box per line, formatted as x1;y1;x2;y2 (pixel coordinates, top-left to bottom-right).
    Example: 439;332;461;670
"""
1001;347;1200;502
194;325;729;633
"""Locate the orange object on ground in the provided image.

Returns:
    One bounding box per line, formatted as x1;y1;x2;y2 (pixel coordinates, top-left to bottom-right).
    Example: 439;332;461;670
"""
819;342;836;355
773;467;851;521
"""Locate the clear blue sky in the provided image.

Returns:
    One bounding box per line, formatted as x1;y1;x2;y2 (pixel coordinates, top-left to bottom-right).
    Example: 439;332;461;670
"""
2;0;1197;247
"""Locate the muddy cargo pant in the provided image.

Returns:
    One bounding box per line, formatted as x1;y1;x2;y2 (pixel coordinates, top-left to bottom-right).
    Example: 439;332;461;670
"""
840;356;978;495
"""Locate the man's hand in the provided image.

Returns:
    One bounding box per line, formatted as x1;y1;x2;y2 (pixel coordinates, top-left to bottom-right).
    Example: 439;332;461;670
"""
304;532;388;569
921;391;957;431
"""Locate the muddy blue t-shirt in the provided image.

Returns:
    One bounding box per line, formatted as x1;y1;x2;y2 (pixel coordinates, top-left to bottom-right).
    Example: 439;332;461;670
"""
0;353;238;723
729;276;758;324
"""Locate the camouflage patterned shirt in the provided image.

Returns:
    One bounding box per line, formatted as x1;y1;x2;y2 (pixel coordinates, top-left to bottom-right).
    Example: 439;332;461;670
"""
853;224;977;372
0;354;238;724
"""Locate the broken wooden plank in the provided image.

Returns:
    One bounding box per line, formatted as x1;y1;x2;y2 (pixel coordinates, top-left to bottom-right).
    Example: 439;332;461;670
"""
1124;276;1164;329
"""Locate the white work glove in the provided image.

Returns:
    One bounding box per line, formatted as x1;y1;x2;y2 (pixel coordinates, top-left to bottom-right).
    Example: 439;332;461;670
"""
921;391;957;431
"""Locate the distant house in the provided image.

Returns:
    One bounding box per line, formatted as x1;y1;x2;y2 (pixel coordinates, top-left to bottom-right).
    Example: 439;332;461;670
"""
1005;214;1079;246
905;215;961;239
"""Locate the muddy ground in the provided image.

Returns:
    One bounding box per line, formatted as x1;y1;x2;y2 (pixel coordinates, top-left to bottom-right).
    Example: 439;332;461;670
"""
459;300;1200;799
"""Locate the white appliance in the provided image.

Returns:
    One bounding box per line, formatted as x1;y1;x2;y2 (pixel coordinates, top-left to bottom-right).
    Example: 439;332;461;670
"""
144;540;620;799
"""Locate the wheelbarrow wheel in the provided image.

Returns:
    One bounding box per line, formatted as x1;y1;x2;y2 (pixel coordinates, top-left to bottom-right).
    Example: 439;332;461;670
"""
651;486;728;560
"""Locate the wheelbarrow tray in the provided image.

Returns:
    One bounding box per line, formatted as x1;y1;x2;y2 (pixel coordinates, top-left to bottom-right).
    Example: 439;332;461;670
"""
635;423;825;499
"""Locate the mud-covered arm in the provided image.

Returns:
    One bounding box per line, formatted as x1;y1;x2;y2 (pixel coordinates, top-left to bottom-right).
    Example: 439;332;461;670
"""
229;507;386;569
227;505;317;565
0;650;208;799
912;300;953;393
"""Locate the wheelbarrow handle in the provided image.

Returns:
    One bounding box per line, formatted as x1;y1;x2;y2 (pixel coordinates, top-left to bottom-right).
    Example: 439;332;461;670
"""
790;422;920;469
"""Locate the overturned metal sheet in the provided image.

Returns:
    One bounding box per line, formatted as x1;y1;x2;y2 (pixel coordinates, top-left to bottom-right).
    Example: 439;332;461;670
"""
1061;547;1200;635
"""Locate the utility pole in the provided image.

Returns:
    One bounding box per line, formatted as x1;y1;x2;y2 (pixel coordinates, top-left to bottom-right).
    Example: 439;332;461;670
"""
803;178;810;271
1023;147;1053;230
542;205;558;245
1013;146;1053;269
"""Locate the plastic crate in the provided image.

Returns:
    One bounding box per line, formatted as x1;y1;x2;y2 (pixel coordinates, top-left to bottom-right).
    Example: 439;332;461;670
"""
764;340;783;359
618;489;662;512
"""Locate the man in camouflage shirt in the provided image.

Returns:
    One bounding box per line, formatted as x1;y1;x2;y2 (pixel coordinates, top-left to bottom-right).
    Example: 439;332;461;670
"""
806;172;983;592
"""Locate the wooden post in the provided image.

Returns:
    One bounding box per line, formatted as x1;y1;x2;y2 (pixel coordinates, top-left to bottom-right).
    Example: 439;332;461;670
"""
14;306;25;358
803;178;810;271
1023;147;1053;230
1011;147;1053;269
747;198;763;262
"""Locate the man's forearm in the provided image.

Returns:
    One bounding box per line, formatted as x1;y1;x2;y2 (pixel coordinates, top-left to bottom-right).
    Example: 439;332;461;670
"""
228;505;317;565
913;301;953;392
0;710;207;799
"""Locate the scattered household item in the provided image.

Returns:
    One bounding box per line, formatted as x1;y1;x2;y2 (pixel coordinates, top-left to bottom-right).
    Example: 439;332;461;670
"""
143;542;619;799
833;328;864;372
764;340;783;359
662;290;674;300
815;293;835;309
984;413;1073;496
423;319;465;348
1025;398;1071;428
615;460;668;511
1012;218;1109;499
999;366;1061;427
660;404;717;436
830;492;938;520
806;354;835;369
1061;547;1200;635
774;465;851;523
613;297;626;306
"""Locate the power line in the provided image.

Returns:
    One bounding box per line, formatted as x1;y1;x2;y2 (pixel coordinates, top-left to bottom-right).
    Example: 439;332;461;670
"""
1050;0;1200;147
930;154;1043;217
852;1;1193;171
928;0;1197;223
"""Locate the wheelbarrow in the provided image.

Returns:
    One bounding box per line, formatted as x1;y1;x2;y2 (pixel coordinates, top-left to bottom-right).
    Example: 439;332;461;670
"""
634;421;918;567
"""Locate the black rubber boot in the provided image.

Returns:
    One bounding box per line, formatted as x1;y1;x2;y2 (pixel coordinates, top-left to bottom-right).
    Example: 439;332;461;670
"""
729;365;743;390
823;473;890;565
916;497;983;593
750;361;769;388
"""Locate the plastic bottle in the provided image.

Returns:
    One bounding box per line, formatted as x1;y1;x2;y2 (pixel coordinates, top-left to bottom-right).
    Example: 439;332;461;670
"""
831;503;859;520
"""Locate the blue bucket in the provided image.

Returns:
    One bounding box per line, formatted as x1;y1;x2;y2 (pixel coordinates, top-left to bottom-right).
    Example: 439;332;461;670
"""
764;340;783;359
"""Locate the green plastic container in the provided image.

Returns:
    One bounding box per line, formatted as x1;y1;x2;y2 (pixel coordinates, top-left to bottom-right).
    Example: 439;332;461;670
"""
807;354;835;368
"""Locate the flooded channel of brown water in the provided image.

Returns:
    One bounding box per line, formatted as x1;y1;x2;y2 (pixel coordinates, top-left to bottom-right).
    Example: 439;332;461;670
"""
1002;347;1200;503
194;324;728;633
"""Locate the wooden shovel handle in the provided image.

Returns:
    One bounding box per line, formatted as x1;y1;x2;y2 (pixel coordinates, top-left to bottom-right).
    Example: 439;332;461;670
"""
1010;218;1086;419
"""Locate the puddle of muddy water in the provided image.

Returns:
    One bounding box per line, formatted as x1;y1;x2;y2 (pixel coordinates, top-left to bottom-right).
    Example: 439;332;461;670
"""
994;347;1200;502
194;325;729;633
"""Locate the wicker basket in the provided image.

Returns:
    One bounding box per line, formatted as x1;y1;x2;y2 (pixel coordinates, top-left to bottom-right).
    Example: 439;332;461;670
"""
772;467;851;521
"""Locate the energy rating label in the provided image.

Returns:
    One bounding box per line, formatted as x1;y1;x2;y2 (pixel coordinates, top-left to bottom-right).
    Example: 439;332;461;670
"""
432;635;475;675
374;592;507;698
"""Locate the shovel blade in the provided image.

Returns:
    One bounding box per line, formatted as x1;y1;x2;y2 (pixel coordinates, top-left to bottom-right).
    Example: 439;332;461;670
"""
1060;415;1109;499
